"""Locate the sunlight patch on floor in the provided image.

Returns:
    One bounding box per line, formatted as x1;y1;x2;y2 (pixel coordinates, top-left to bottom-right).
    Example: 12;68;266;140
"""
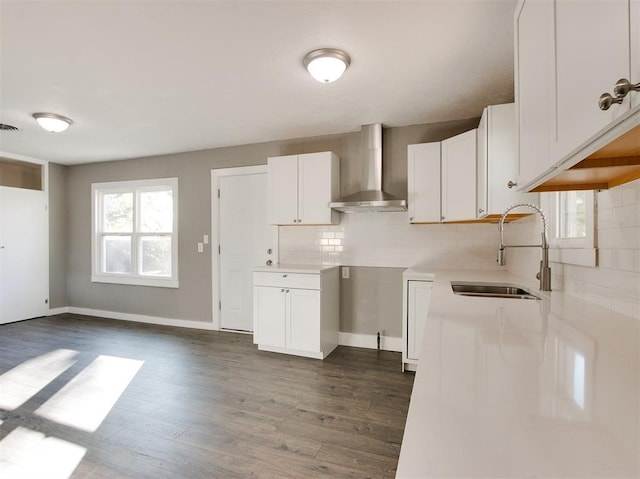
35;355;144;433
0;427;86;479
0;349;78;410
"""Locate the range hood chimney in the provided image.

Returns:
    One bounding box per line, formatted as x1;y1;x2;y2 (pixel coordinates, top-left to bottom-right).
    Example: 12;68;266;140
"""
329;124;407;213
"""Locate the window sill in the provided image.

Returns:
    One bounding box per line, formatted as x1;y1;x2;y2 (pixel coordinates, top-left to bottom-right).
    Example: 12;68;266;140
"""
91;275;179;288
549;247;597;268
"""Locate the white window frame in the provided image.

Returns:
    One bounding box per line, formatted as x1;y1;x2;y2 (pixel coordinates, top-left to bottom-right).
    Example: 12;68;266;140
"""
541;190;597;267
91;178;179;288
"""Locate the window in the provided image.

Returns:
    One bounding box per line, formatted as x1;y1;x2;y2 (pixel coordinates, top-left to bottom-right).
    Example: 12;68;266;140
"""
92;178;178;287
542;190;596;267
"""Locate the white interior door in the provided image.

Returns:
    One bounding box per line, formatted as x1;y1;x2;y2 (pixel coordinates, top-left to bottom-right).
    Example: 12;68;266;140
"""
0;186;48;324
215;168;272;332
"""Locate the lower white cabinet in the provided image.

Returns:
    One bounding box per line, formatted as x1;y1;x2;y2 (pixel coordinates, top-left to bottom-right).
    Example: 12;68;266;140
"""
402;269;434;372
253;266;339;359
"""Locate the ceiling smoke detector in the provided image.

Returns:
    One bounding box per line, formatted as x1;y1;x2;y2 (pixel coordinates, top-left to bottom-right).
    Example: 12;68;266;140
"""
33;112;73;133
303;48;351;83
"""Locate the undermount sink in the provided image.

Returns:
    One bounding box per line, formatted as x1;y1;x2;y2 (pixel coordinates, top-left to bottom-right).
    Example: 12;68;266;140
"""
451;281;541;300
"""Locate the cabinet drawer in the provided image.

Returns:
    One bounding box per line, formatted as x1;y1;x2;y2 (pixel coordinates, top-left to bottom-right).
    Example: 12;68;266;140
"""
253;272;320;290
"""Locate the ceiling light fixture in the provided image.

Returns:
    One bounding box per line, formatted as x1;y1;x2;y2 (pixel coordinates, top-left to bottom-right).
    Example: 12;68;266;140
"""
303;48;351;83
33;112;73;133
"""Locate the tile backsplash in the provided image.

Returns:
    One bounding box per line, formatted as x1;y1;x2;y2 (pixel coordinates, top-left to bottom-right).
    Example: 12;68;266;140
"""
279;212;504;271
509;178;640;319
279;178;640;320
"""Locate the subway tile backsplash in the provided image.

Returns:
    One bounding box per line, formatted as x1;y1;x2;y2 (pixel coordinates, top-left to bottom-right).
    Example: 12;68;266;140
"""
279;178;640;320
279;212;504;270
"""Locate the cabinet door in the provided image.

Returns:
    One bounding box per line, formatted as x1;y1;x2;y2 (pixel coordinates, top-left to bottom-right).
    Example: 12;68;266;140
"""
298;152;335;224
286;288;320;352
554;0;630;161
632;0;640;109
441;129;476;222
486;103;537;213
515;0;555;187
255;286;286;348
407;281;432;360
476;108;488;218
407;143;441;223
268;155;298;225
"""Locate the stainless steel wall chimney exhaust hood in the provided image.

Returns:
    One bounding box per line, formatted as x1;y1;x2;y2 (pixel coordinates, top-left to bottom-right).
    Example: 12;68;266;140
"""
329;124;407;213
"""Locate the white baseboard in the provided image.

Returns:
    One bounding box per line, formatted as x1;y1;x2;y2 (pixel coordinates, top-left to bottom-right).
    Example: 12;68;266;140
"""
64;307;217;331
338;332;402;352
47;307;399;350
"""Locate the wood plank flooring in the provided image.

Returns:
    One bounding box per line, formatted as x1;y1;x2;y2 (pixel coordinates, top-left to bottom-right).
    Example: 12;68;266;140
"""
0;314;414;478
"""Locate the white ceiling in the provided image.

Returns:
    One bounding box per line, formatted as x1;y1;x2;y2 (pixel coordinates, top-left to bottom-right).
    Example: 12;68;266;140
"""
0;0;517;165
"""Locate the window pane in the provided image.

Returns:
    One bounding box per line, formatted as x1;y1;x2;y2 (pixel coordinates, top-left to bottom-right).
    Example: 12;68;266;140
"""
140;236;171;276
103;193;133;232
103;236;132;273
140;190;173;232
557;191;586;239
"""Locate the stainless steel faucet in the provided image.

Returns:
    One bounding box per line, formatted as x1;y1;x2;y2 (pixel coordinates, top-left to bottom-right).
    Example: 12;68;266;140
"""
497;203;551;291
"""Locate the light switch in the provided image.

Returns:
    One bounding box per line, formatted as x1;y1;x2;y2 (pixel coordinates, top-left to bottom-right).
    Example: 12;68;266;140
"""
203;235;209;244
197;242;204;253
342;266;349;279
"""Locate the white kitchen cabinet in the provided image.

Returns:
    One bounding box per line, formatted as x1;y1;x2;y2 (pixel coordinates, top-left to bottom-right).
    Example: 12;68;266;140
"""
554;0;632;161
253;266;339;359
515;0;640;192
631;0;640;109
407;142;441;223
441;129;476;222
402;269;433;372
515;0;555;188
267;151;340;225
476;103;538;219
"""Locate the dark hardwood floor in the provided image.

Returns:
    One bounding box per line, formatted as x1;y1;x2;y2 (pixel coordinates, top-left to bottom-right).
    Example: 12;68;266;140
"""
0;314;414;478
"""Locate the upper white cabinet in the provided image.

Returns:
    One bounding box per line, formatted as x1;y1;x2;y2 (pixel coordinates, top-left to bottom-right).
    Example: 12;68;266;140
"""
631;0;639;109
441;129;477;222
515;0;555;187
477;103;538;219
554;0;632;161
268;151;340;225
515;0;640;192
407;142;441;223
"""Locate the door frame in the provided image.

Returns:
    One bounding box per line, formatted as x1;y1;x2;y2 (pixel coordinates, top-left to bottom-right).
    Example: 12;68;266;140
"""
210;166;278;330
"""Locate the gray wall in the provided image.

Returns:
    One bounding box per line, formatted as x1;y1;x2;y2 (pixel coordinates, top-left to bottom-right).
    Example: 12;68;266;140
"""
49;163;68;308
340;267;405;337
54;117;479;329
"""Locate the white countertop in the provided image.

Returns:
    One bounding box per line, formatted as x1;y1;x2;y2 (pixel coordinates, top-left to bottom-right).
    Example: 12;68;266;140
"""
396;270;640;479
253;263;339;274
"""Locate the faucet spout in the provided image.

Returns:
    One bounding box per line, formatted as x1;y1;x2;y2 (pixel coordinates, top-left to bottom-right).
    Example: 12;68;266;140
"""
497;203;551;292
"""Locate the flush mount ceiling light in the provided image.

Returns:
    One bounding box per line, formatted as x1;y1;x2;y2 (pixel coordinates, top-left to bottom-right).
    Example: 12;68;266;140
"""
32;112;73;133
303;48;351;83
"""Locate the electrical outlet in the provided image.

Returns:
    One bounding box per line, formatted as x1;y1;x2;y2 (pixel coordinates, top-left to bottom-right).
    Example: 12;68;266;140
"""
342;266;349;279
197;242;204;253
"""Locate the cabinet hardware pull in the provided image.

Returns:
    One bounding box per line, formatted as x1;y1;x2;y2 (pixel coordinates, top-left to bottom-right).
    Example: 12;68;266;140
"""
507;180;517;189
282;274;288;278
598;92;625;110
478;208;485;214
409;216;413;221
281;289;285;292
613;78;640;98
